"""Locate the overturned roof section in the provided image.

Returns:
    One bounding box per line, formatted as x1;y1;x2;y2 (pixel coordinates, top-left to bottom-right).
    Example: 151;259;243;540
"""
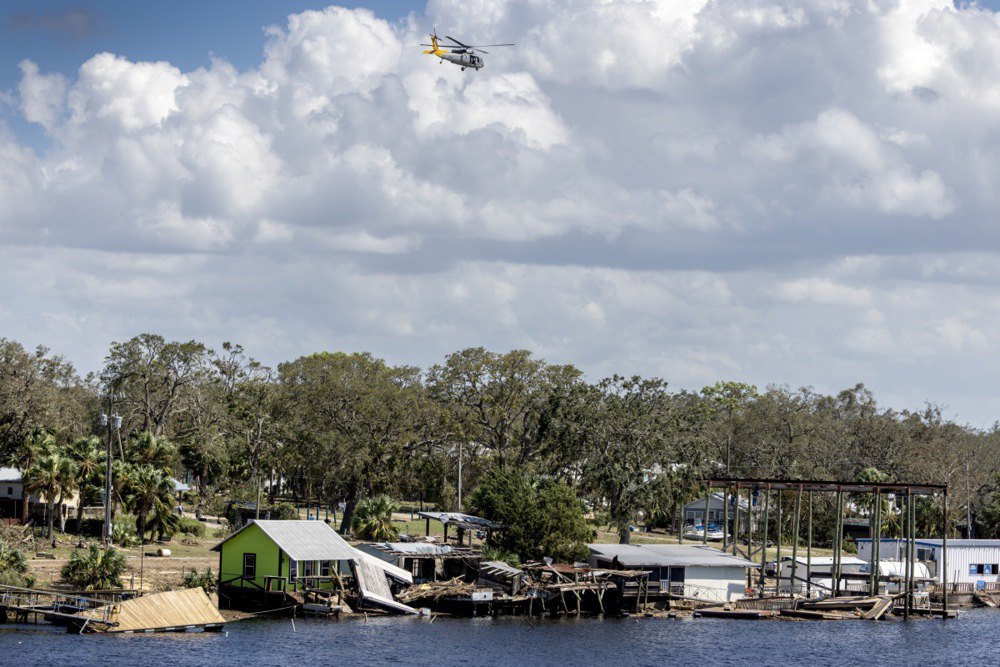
418;511;499;531
212;520;413;584
589;544;758;569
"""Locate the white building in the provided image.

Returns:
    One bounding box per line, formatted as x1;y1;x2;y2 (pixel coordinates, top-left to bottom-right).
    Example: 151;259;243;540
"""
856;538;1000;586
588;543;758;604
0;467;79;524
777;555;931;596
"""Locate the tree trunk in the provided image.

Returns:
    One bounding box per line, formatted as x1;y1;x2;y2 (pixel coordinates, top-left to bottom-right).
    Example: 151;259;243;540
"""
47;498;55;539
618;522;631;545
137;506;148;544
76;499;86;533
339;483;360;536
57;493;67;533
20;488;29;524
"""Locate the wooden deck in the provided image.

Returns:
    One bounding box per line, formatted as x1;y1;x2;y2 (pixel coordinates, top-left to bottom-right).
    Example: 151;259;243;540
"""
76;588;226;633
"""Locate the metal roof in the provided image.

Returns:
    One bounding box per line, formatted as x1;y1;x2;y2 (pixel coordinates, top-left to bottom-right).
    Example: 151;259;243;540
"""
417;511;499;530
171;477;191;493
856;538;1000;548
588;544;759;569
211;520;414;585
0;467;22;483
370;542;457;556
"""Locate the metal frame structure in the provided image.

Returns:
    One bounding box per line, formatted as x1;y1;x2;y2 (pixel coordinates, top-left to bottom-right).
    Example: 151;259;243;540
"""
702;477;950;618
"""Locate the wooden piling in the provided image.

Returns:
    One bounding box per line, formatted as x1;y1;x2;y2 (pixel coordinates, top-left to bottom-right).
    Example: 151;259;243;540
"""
791;486;802;598
759;487;770;593
776;491;783;596
942;488;949;619
723;486;729;552
732;484;741;557
703;482;710;545
833;490;844;596
807;491;813;598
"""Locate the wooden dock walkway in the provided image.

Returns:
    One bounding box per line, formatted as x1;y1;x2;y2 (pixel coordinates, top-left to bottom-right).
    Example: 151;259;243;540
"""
74;588;226;633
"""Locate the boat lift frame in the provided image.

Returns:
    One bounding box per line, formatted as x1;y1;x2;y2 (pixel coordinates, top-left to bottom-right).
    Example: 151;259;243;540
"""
701;477;950;619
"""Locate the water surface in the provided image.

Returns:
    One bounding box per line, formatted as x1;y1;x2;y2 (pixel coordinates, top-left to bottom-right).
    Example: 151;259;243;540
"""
1;609;996;666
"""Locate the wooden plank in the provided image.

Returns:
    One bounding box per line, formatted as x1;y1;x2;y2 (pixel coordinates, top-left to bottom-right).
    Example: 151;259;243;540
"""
75;588;226;633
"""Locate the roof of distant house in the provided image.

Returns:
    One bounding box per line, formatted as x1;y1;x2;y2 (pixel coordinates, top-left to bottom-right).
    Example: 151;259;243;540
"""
0;467;22;483
588;543;758;569
417;511;499;530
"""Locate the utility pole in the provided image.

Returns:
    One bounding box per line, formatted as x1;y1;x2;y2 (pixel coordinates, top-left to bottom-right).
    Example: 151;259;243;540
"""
99;398;122;548
456;442;463;512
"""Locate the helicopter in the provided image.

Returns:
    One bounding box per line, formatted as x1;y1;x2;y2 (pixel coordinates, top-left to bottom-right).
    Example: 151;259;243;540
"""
421;32;514;71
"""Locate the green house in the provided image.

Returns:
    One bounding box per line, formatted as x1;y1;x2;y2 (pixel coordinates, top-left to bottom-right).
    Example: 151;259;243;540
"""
212;519;412;594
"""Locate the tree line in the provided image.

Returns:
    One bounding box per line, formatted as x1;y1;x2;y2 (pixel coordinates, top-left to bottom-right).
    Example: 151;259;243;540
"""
3;334;1000;548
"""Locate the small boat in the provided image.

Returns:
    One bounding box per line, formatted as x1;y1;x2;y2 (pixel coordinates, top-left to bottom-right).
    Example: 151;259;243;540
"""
684;524;725;541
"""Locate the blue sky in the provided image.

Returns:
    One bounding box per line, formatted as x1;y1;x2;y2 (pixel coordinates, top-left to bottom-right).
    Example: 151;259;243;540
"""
5;1;1000;426
0;1;413;144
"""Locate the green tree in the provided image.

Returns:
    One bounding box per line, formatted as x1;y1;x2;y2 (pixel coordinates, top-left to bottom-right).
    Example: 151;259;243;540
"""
352;495;399;541
123;464;176;542
67;436;103;529
61;545;127;590
427;348;582;470
24;446;77;539
471;468;593;562
570;376;683;544
278;352;427;533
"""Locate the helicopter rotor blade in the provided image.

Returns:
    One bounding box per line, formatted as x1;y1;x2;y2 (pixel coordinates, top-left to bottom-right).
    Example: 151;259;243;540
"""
444;35;471;48
474;49;489;54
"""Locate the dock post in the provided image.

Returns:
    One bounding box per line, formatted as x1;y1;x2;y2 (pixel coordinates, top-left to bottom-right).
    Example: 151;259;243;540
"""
902;491;909;620
732;484;740;556
942;488;949;619
746;487;753;560
833;490;843;597
869;489;879;596
908;489;916;617
723;486;729;552
703;482;710;545
776;491;783;596
759;487;770;594
807;491;813;598
791;486;801;599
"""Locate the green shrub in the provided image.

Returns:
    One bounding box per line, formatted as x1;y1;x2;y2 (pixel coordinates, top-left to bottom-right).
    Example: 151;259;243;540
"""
112;514;140;547
177;517;206;537
61;545;127;590
182;567;217;594
0;541;34;587
272;502;297;520
480;546;521;568
352;496;399;541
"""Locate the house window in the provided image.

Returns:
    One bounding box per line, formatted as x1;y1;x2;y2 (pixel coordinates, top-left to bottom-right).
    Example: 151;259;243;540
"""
320;561;331;577
303;560;315;577
6;487;12;496
289;560;298;581
243;553;256;579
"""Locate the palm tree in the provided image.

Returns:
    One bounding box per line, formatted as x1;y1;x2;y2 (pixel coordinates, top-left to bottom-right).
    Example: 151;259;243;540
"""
126;431;178;470
24;449;77;539
124;464;175;543
67;436;103;530
61;545;127;590
351;495;399;541
14;428;55;524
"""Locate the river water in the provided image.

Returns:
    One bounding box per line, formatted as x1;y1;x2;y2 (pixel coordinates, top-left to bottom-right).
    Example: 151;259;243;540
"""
1;610;996;666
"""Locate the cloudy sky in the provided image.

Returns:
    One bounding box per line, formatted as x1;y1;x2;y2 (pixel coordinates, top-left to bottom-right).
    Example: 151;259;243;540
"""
3;0;1000;425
